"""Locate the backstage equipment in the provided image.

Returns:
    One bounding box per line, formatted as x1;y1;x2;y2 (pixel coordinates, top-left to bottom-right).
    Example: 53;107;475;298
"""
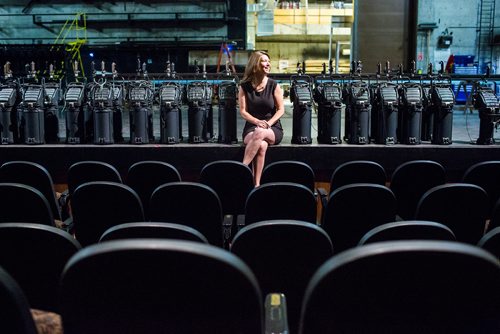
290;64;313;144
64;61;89;144
18;62;46;144
420;63;434;142
473;72;500;145
159;84;183;144
371;62;399;145
421;83;433;141
399;82;424;145
43;64;62;143
19;83;45;144
343;61;371;144
430;82;455;145
128;62;154;144
87;61;115;144
430;62;455;145
110;63;125;143
186;62;212;143
159;61;183;144
217;65;238;144
64;82;88;144
0;62;21;144
186;80;212;143
397;61;423;145
313;67;343;144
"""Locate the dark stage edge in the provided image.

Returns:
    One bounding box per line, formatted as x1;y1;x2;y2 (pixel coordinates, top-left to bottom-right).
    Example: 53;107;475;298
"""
2;141;500;184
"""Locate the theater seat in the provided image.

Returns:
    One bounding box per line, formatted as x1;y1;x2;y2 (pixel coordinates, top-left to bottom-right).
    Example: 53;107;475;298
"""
321;183;397;253
67;160;122;196
389;160;446;220
358;220;456;245
0;161;63;221
230;220;333;333
149;182;224;247
0;266;38;334
199;160;254;240
329;160;387;191
126;161;181;219
415;183;488;244
199;160;254;217
0;223;81;313
244;182;317;226
299;241;500;334
0;183;54;226
59;239;264;334
261;160;316;192
99;222;209;244
70;181;145;246
462;161;500;217
478;226;500;260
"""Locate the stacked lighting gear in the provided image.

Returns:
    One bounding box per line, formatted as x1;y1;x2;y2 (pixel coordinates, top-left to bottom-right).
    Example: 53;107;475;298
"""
343;61;371;144
158;61;183;144
217;61;238;144
398;61;423;145
19;62;47;145
186;61;212;143
371;61;399;145
43;63;62;143
429;61;455;145
0;62;22;144
128;60;154;144
420;67;433;142
87;61;115;144
110;63;125;143
291;62;313;144
64;61;89;144
313;62;343;144
473;67;500;145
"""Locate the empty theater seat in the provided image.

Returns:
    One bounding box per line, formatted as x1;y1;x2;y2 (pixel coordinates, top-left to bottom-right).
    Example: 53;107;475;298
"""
59;239;264;334
299;241;500;334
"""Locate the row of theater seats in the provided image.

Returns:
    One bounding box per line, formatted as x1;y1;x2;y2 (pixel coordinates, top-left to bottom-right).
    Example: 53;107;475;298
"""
0;158;499;332
0;221;499;333
1;159;500;249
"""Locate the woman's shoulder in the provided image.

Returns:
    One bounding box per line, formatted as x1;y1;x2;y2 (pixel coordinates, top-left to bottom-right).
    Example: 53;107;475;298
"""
268;78;277;85
267;78;278;91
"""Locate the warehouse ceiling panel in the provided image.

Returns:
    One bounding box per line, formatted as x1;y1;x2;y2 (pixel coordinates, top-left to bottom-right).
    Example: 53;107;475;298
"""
0;0;246;49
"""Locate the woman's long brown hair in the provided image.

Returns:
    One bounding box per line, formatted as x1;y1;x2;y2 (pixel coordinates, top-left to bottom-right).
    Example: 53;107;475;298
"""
241;50;270;84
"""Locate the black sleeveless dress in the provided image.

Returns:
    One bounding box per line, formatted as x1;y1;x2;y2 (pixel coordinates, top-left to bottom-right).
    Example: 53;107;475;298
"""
241;78;284;144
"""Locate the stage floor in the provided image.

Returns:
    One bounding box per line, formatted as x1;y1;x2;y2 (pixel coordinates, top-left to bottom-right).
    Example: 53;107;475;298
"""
2;102;500;183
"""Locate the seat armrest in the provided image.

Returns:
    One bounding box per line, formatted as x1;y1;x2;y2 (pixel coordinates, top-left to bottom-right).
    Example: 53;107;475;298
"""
236;214;245;232
60;217;74;235
264;293;289;334
316;187;329;225
222;215;233;249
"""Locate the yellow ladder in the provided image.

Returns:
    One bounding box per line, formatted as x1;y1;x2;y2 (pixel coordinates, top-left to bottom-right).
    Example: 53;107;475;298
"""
51;12;88;77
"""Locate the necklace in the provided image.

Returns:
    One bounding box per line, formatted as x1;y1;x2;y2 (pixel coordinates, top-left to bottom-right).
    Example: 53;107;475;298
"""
252;78;267;92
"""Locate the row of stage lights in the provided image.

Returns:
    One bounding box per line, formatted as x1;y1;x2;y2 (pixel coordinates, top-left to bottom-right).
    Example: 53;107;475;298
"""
0;59;499;145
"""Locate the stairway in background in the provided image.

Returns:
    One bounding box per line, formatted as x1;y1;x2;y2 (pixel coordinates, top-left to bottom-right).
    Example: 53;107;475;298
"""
477;0;496;73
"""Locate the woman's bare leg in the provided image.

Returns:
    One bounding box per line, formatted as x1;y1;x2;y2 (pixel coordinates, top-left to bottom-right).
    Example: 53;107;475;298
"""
243;127;275;186
253;140;268;186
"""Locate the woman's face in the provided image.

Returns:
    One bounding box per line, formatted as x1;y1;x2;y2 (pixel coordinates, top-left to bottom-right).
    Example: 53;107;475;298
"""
258;54;271;74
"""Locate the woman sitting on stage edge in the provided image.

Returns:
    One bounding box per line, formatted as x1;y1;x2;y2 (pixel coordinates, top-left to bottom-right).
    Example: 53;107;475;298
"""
239;51;285;187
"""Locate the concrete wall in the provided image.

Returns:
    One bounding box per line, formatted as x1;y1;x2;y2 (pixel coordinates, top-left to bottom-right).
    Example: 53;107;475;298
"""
417;0;500;74
353;0;410;74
